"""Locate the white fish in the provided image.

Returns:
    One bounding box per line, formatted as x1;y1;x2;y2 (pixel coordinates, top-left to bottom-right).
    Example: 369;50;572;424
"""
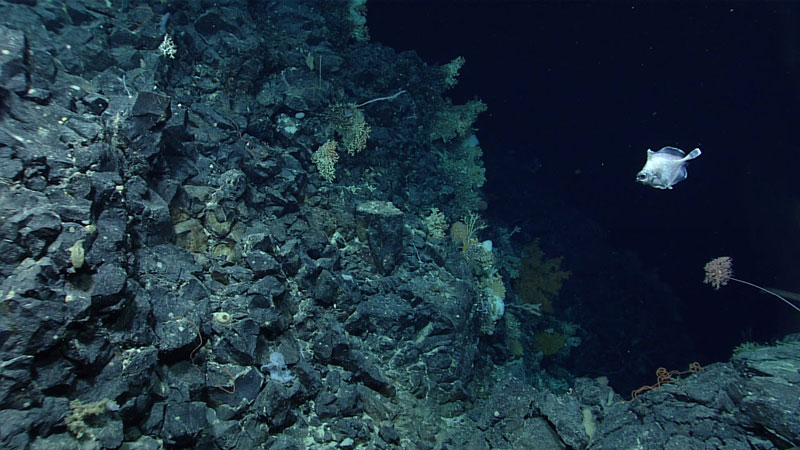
636;146;702;189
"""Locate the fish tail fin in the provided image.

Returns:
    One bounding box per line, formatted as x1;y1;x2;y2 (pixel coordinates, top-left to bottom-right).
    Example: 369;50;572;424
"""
685;148;702;160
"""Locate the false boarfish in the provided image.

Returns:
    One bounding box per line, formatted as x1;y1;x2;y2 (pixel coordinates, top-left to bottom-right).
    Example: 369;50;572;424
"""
636;146;702;189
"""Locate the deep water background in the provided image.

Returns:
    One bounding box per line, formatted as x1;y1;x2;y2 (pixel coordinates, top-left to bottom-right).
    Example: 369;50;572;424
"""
371;1;800;392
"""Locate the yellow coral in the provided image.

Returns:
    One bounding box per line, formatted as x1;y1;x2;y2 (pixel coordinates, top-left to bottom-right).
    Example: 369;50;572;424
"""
429;100;487;142
311;140;339;182
423;208;448;240
329;104;370;156
450;213;485;253
534;330;565;356
514;239;569;313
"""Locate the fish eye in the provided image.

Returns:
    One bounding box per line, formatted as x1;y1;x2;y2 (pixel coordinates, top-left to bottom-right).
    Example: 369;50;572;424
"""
636;173;646;180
